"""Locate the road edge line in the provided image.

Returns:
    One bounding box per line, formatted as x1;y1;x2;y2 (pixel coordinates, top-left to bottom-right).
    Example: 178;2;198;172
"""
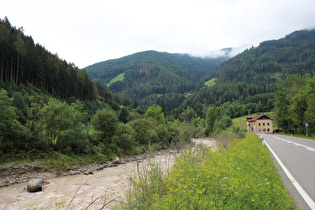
264;140;315;210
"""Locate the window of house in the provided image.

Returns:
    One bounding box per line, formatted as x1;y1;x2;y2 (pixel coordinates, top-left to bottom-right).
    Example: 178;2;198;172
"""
263;123;265;126
258;123;261;126
249;124;251;126
267;123;270;126
263;129;266;132
267;129;270;131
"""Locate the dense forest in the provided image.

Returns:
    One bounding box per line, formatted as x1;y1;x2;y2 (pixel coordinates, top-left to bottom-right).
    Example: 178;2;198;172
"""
207;29;315;83
85;50;229;111
0;17;97;101
0;82;205;163
274;74;315;135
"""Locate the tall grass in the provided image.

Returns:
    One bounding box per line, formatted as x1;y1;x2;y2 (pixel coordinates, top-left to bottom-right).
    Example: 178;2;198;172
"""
122;162;166;210
119;146;176;210
124;133;296;209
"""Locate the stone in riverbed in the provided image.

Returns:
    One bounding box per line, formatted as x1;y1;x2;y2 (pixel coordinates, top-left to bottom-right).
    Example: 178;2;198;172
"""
69;170;80;175
84;171;94;175
112;157;120;164
27;179;49;193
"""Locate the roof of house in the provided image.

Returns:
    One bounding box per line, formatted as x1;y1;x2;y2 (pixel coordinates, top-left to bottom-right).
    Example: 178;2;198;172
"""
247;113;272;122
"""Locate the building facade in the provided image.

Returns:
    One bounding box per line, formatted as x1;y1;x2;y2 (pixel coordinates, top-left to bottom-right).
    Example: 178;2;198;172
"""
246;113;273;134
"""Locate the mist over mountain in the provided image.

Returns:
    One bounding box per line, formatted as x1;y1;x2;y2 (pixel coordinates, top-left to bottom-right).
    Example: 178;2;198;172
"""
206;29;315;83
181;29;315;116
85;29;315;113
192;44;253;59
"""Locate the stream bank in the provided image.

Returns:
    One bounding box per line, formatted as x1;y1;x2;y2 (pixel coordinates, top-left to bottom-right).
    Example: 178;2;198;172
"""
0;138;216;209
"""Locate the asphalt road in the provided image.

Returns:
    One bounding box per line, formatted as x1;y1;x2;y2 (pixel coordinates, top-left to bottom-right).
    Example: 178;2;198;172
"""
259;134;315;210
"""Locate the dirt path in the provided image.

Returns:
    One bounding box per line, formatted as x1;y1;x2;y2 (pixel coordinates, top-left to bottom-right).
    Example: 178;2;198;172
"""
0;139;216;209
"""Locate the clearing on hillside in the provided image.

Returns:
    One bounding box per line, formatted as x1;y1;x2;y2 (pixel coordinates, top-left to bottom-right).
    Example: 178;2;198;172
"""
204;78;217;87
108;73;125;86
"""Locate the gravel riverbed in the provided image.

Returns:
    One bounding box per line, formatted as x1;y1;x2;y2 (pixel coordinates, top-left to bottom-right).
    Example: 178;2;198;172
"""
0;139;216;209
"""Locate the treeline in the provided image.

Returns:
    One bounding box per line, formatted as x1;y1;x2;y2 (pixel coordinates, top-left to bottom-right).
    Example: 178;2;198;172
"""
274;74;315;135
0;17;97;101
0;83;205;163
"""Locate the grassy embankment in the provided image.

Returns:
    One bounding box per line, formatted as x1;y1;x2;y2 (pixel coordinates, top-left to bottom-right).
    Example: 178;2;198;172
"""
123;133;296;209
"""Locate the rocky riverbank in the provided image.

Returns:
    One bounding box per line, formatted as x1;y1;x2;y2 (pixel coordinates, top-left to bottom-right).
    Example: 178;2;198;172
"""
0;139;216;209
0;149;180;189
0;138;216;189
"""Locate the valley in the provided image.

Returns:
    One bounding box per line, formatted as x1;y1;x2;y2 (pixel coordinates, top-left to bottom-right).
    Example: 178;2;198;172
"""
1;17;315;209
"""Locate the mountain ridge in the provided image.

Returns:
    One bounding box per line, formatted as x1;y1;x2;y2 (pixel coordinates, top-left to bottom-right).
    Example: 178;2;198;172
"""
206;29;315;83
85;29;315;113
84;50;231;109
84;50;231;84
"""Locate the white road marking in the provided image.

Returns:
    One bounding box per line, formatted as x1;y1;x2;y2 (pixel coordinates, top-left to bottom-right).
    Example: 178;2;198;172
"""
264;140;315;210
306;147;315;152
274;136;315;153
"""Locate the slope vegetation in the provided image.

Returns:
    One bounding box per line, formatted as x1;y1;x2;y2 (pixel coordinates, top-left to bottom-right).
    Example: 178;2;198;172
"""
208;29;315;83
181;29;315;117
0;17;97;101
85;51;229;109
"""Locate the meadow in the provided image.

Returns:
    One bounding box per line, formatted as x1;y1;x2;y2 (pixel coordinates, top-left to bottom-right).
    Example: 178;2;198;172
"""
108;73;125;86
204;78;217;87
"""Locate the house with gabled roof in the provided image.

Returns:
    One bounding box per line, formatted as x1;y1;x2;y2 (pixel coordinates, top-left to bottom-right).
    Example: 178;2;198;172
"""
246;113;273;134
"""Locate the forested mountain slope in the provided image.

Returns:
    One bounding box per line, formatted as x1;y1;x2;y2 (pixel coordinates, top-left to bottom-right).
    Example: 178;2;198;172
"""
207;29;315;83
1;17;200;164
85;50;229;109
180;29;315;117
0;17;97;101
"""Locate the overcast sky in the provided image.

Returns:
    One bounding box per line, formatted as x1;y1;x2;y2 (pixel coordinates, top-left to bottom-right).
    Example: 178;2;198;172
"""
1;0;315;68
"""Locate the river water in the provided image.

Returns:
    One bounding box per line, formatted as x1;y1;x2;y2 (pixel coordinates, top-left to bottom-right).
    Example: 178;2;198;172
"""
0;139;216;209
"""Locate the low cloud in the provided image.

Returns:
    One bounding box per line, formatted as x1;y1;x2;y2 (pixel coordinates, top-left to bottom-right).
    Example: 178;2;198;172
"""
188;43;255;59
